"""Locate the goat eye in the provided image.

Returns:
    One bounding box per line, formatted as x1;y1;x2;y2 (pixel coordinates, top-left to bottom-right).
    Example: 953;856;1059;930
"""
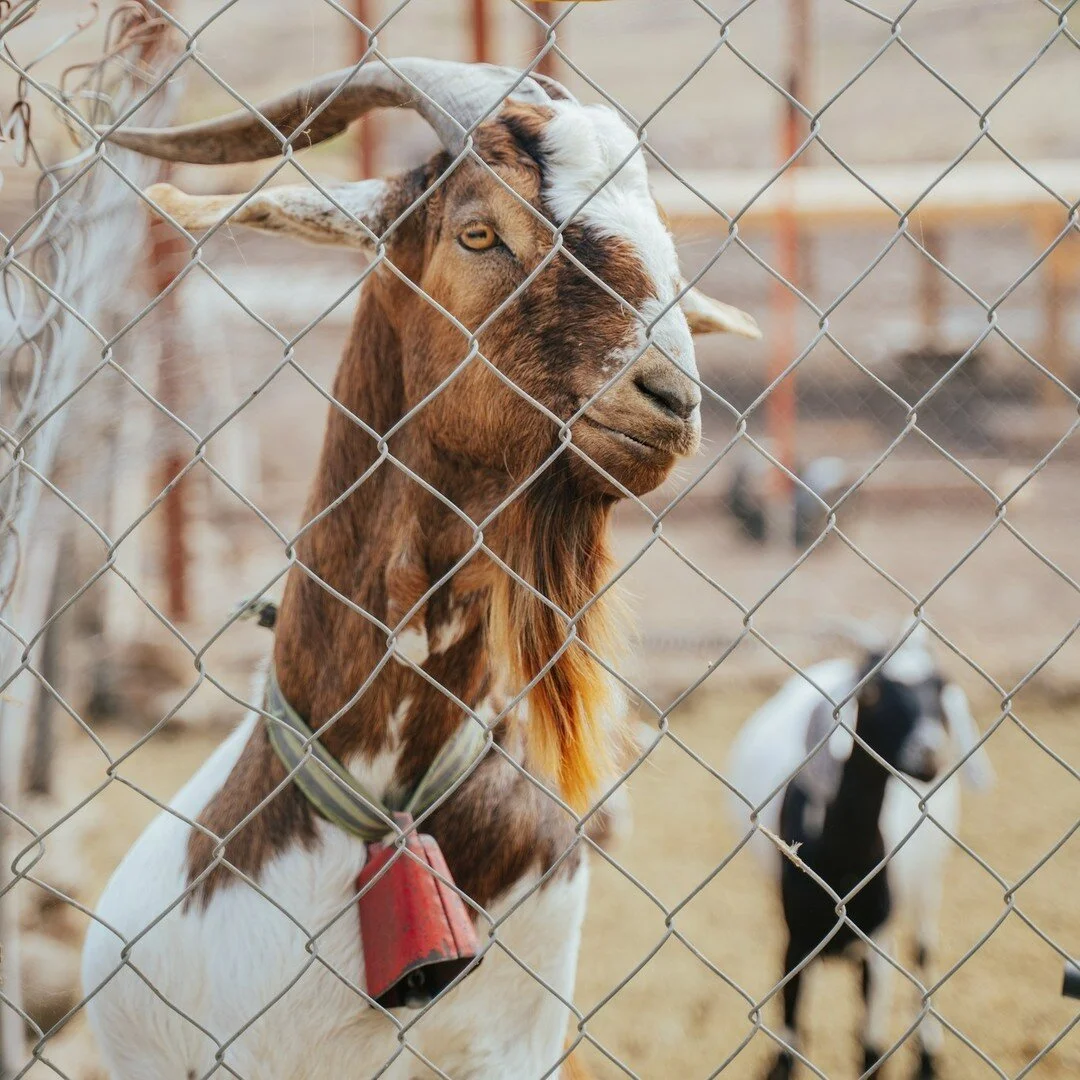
458;223;499;251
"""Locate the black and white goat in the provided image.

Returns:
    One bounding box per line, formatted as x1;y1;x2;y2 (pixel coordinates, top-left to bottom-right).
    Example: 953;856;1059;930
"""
726;627;994;1079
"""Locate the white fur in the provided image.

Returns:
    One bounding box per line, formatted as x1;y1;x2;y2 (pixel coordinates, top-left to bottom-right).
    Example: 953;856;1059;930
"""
541;103;697;382
392;625;429;667
83;710;588;1079
940;682;995;790
862;929;896;1051
431;609;467;654
778;1024;799;1051
881;635;937;685
347;696;413;802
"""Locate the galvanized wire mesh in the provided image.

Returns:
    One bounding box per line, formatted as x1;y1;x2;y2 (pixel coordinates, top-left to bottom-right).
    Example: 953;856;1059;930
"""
1;1;1078;1078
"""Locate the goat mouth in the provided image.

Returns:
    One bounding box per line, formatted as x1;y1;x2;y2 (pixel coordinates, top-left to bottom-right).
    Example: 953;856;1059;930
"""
907;764;940;783
899;755;941;783
578;413;699;462
572;413;696;496
580;416;665;453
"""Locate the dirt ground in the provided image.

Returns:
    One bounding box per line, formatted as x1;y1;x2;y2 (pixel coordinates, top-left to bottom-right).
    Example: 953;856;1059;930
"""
18;685;1078;1080
575;692;1080;1080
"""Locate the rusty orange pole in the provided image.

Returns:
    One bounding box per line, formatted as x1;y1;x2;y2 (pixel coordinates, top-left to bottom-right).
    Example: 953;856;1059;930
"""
530;2;559;79
918;227;945;352
471;0;492;63
149;191;191;623
354;0;378;177
137;0;190;622
769;95;800;488
767;0;809;531
1037;216;1071;406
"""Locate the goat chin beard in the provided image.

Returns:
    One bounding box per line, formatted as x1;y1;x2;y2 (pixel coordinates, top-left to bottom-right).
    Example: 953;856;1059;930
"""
570;417;699;498
489;485;631;812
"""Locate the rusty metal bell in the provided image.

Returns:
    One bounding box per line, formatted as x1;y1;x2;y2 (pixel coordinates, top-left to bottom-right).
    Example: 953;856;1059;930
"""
356;814;481;1010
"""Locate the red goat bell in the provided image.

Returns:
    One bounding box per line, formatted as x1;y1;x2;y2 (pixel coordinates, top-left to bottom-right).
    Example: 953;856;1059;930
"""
356;814;481;1009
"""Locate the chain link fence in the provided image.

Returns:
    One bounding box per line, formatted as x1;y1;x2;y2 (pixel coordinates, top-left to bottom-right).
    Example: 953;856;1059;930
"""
1;1;1078;1077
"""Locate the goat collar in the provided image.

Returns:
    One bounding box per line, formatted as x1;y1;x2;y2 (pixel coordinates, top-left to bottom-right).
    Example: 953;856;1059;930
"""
263;669;487;843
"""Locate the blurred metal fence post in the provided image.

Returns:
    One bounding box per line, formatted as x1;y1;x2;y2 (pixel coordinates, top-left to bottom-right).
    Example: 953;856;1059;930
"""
766;0;810;544
23;529;73;797
470;0;492;63
1036;216;1075;406
0;504;62;1075
150;175;192;624
144;1;193;626
530;2;558;79
353;0;379;178
917;228;946;353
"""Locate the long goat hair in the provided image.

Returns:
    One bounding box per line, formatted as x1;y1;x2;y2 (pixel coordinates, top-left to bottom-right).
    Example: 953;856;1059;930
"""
492;477;629;809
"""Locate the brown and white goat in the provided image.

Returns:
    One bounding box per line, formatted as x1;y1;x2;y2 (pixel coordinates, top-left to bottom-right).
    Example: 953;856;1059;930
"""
82;59;759;1079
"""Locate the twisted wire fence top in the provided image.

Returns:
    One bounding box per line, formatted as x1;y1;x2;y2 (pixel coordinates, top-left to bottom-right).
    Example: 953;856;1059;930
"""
1;1;1078;1078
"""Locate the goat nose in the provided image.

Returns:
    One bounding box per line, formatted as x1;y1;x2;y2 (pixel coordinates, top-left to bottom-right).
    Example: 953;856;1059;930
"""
634;364;701;421
900;739;943;781
916;748;939;773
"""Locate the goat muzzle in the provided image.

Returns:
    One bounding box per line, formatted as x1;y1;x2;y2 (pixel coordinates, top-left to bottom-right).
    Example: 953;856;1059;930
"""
580;350;702;470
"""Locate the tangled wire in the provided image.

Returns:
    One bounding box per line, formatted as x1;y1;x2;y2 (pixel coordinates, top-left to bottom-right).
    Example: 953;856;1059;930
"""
0;0;175;614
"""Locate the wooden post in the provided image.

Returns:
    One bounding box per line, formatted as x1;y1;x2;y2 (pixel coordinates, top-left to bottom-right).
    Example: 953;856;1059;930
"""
766;0;809;544
530;2;558;79
135;0;191;624
1037;215;1072;405
470;0;492;63
149;194;191;624
354;0;378;178
918;226;946;352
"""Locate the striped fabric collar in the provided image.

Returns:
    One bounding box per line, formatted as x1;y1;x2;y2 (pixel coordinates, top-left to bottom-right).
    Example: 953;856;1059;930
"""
263;670;487;843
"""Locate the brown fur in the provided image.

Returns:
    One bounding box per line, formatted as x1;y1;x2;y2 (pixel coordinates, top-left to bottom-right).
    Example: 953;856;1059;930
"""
187;103;691;910
489;474;629;809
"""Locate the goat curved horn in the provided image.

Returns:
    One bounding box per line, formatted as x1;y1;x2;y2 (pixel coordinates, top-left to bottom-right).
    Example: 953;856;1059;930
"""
100;58;572;164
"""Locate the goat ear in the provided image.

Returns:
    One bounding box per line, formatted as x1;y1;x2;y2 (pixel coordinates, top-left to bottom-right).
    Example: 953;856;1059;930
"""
143;179;394;250
941;682;995;791
679;281;762;340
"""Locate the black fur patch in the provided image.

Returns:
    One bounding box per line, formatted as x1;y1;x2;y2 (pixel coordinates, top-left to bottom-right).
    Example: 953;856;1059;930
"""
862;1045;883;1074
916;1047;937;1079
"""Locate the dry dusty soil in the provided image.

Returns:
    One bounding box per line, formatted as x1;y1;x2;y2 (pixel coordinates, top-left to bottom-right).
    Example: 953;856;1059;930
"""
29;685;1079;1080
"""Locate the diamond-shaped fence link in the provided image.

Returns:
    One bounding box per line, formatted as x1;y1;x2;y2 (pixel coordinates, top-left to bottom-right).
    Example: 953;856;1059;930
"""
1;1;1078;1078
